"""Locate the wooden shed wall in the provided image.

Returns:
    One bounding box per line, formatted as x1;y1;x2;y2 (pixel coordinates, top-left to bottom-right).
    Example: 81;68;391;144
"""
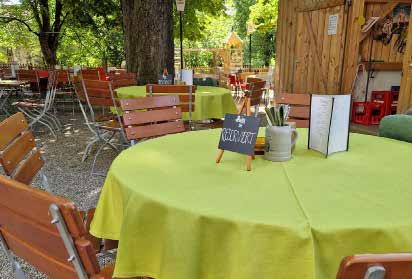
360;3;405;66
275;0;349;94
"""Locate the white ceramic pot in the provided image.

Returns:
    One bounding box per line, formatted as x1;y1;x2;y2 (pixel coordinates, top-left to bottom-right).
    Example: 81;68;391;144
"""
264;125;298;162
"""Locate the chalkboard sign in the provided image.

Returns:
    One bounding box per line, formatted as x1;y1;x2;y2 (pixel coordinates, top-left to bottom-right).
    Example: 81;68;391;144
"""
218;114;260;156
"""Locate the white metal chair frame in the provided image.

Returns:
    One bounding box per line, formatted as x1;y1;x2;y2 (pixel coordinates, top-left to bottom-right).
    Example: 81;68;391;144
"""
14;71;62;137
79;80;126;176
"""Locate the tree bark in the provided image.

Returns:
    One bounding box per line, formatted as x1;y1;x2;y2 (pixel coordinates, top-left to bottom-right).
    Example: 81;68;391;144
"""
39;34;59;66
121;0;174;84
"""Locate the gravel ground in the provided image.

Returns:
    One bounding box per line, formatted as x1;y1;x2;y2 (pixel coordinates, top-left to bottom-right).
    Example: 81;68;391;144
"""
0;111;117;279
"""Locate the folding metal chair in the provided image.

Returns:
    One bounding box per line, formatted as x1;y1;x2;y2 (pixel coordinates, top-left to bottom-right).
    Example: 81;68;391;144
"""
337;253;412;279
74;79;125;176
118;95;185;145
0;175;117;279
13;70;61;137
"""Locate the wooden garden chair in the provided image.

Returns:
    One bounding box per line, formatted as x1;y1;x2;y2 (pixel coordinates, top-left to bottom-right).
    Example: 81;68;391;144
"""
55;69;77;114
337;254;412;279
0;175;127;279
244;80;266;117
80;69;101;81
119;95;185;145
276;93;311;128
146;84;196;130
0;112;101;253
17;69;41;97
76;79;125;175
108;72;138;89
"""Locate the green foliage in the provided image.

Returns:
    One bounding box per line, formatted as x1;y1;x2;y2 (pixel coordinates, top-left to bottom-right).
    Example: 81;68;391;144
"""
174;0;227;41
248;0;278;34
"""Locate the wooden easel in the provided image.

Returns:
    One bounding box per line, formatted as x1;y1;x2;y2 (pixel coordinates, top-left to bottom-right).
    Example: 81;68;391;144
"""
216;96;254;171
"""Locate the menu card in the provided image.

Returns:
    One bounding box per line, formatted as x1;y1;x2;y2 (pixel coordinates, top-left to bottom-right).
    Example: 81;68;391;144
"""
308;94;351;157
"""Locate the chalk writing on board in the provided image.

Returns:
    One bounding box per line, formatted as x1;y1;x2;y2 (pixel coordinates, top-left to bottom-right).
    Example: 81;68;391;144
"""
218;114;260;156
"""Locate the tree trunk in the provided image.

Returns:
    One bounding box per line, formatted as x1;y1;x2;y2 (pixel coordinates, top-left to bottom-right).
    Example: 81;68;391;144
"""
39;34;58;67
121;0;174;84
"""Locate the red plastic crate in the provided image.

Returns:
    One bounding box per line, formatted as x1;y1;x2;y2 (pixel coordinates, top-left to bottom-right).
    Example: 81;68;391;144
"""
352;102;385;125
369;103;385;125
371;91;392;115
352;102;371;125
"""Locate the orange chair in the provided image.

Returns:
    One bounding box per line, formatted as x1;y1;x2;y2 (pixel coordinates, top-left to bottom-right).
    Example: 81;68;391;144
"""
337;253;412;279
0;175;117;279
276;93;311;128
119;95;185;144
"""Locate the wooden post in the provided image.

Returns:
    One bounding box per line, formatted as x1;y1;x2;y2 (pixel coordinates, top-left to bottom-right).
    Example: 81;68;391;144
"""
341;0;365;94
398;5;412;114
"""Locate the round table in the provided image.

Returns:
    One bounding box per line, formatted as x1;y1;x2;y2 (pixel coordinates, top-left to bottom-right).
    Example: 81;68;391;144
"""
90;129;412;279
115;86;237;121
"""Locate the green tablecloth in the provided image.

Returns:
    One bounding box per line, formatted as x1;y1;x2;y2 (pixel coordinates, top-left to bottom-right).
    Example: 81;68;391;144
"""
90;129;412;279
115;86;237;121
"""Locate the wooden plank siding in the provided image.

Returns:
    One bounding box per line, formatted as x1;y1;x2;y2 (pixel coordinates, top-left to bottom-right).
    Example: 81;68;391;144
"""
360;2;405;64
275;0;409;100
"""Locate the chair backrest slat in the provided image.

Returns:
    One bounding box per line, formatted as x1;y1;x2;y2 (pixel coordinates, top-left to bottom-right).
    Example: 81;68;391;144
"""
13;150;45;185
80;70;100;81
56;70;71;83
82;80;115;107
276;93;311;128
0;112;28;150
0;132;36;175
124;107;182;126
120;95;179;111
1;227;78;279
337;254;412;279
17;69;39;83
146;84;196;94
0;175;101;278
0;113;46;185
125;120;185;140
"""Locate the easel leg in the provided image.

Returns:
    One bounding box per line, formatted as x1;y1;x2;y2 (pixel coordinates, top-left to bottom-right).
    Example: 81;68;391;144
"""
246;156;252;171
216;149;225;163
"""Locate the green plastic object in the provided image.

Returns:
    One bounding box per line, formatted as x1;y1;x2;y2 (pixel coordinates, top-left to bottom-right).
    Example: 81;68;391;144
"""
379;115;412;143
406;109;412;116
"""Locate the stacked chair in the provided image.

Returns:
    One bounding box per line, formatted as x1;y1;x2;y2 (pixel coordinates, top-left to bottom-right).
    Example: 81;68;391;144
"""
16;69;41;98
13;70;62;137
0;175;116;279
55;69;77;115
72;78;124;176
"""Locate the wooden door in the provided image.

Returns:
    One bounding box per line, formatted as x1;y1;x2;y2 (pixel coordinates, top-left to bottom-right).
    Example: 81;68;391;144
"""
398;6;412;114
293;4;348;94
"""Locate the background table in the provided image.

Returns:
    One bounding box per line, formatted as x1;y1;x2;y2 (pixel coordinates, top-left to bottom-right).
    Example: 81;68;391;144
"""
91;129;412;279
116;86;237;121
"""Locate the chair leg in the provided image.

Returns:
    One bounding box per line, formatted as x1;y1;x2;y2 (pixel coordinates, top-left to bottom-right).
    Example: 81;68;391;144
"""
82;136;100;162
91;131;118;177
